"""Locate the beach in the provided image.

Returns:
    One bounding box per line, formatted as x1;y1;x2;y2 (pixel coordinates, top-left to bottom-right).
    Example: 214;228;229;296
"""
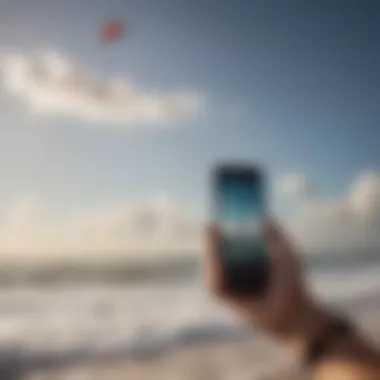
0;254;377;380
24;295;380;380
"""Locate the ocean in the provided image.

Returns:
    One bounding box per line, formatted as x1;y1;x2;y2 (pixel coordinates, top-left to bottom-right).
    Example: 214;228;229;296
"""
0;252;379;379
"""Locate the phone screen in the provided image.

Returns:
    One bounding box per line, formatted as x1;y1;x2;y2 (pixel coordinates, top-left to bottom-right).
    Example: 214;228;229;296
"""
214;165;268;293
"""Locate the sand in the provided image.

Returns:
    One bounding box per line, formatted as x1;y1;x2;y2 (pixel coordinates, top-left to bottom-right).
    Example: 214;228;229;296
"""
22;298;380;380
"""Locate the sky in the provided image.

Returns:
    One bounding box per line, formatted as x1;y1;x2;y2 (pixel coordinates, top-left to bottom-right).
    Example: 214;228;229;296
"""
0;0;379;263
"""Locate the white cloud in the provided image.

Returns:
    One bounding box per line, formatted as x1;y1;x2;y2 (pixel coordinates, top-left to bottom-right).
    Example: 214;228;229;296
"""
0;50;205;126
290;171;380;253
0;171;379;264
0;194;202;265
278;173;316;199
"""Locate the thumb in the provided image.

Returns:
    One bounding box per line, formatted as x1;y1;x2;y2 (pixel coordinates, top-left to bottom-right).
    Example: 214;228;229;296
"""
205;224;225;296
264;219;294;259
263;219;303;286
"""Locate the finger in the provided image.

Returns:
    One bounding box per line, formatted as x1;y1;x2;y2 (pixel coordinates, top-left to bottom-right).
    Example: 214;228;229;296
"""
206;224;222;268
264;219;295;260
205;224;224;295
263;219;299;289
264;219;286;245
265;220;304;301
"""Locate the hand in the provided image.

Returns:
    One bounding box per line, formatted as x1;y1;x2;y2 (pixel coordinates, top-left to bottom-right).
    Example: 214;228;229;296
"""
205;220;330;348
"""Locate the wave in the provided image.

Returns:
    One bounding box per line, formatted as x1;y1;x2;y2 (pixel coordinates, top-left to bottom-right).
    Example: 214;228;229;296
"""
0;257;379;374
0;255;198;286
1;247;379;286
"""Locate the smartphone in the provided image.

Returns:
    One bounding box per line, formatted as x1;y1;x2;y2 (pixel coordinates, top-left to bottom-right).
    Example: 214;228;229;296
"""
213;163;269;295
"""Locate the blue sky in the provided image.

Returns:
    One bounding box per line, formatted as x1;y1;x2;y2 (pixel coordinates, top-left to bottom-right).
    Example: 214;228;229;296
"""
0;0;379;259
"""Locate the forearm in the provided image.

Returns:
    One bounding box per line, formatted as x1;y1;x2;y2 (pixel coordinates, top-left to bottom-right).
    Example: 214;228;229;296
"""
283;302;380;380
313;328;380;380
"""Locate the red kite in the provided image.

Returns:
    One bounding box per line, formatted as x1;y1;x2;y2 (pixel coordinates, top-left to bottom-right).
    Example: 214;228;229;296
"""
100;19;125;44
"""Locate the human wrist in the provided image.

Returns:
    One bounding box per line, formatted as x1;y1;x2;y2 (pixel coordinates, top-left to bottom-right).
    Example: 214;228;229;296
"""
276;297;334;354
295;300;333;341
